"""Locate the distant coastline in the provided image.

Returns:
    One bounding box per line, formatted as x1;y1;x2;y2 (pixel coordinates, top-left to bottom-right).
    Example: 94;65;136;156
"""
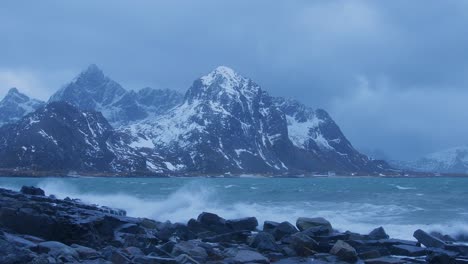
0;168;467;178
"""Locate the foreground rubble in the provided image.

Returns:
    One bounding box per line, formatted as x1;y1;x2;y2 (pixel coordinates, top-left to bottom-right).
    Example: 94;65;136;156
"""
1;186;468;264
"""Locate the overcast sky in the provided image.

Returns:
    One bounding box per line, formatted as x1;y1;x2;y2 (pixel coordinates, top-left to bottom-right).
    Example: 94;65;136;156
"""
1;0;468;160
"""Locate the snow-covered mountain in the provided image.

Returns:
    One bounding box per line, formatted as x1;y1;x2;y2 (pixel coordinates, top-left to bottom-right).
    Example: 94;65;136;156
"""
390;146;468;174
0;102;167;173
0;65;390;175
124;66;388;174
49;64;183;126
273;98;386;172
0;88;44;127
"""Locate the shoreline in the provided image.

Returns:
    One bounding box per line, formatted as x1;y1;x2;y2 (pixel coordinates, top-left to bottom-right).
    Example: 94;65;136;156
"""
2;174;468;179
1;186;468;263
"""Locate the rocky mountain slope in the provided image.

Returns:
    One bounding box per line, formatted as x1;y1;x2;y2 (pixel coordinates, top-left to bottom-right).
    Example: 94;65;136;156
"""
0;65;390;175
390;146;468;174
0;102;164;174
124;66;388;174
0;88;44;127
49;64;183;126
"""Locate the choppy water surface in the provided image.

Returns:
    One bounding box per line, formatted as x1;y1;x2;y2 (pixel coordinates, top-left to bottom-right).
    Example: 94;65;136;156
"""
1;176;467;240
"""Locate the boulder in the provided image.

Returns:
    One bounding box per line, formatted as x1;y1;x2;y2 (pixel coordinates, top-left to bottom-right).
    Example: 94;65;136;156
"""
196;212;229;234
226;217;258;231
288;232;319;256
263;221;280;233
71;244;100;259
426;251;456;264
118;223;146;235
20;186;45;196
390;244;426;256
272;221;299;240
134;255;177;264
430;231;456;242
364;256;406;264
445;244;468;256
171;241;208;262
202;231;250;243
35;241;79;259
413;229;446;248
329;240;358;262
0;237;35;264
110;250;131;264
174;253;200;264
296;217;332;233
232;249;269;264
359;250;381;260
301;226;333;237
368;227;389;240
249;232;279;252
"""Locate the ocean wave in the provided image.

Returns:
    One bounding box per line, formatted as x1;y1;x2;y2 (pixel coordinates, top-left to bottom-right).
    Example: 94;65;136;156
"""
391;184;417;190
8;179;464;241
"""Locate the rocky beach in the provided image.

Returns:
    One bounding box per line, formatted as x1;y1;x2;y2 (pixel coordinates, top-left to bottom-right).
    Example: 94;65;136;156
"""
0;186;467;264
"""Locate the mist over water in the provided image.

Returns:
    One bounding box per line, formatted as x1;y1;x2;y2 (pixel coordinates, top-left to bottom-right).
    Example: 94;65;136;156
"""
1;176;468;240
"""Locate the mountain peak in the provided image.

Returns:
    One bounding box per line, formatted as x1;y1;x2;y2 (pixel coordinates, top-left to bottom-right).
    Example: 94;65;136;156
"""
2;87;29;103
7;87;20;95
200;66;243;86
75;64;105;83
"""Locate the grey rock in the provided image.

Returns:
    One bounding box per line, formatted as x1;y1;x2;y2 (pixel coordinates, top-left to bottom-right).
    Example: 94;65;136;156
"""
36;241;79;259
430;231;456;242
20;186;45;196
445;244;468;256
364;257;406;264
231;249;269;264
197;212;229;234
358;250;381;260
110;250;131;264
202;231;250;243
296;217;332;233
226;217;258;232
0;237;35;264
301;226;333;237
249;232;279;252
172;241;208;262
329;240;358;262
134;255;177;264
289;232;319;257
174;254;200;264
413;229;446;248
263;221;280;233
390;244;426;256
71;244;100;259
272;221;299;240
368;227;389;240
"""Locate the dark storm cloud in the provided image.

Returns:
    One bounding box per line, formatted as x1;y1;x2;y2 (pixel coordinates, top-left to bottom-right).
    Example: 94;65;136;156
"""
1;0;468;160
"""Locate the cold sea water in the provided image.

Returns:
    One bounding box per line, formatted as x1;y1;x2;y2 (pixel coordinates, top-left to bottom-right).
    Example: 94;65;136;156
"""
1;176;467;241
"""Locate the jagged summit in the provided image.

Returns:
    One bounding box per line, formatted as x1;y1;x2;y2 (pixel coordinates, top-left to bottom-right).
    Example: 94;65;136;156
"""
200;66;241;86
49;64;126;111
7;87;20;95
0;88;45;126
185;66;259;104
76;64;105;81
49;65;183;125
2;87;30;104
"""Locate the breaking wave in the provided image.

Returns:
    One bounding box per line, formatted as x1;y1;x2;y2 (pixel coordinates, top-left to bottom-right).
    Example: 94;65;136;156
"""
2;178;468;241
35;180;468;240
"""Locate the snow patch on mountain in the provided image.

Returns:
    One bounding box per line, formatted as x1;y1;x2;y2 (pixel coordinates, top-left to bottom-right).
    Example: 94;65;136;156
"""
391;146;468;173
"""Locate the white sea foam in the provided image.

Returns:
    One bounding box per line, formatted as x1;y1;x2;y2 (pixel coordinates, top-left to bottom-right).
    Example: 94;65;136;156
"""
392;184;417;190
0;179;464;241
